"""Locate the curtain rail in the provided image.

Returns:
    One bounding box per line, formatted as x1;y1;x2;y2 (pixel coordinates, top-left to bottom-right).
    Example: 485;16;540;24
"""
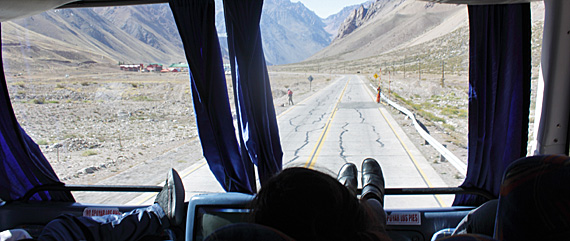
21;184;162;201
21;184;494;202
57;0;168;9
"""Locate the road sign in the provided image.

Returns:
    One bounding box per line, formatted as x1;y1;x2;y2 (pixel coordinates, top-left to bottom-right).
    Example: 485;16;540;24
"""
374;73;378;79
308;75;313;82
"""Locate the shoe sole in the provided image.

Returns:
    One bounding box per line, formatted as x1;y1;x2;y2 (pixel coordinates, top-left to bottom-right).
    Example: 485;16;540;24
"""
170;168;185;226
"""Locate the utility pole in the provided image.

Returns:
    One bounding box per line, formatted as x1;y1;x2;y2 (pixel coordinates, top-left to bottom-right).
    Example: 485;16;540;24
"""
403;56;406;78
418;61;421;81
441;61;445;87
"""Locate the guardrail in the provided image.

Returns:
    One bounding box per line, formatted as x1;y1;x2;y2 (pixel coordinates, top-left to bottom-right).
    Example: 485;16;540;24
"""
370;83;467;176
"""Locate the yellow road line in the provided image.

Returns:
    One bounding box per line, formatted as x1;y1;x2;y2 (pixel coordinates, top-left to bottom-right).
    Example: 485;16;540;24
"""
180;161;208;178
134;161;207;205
378;109;446;207
304;79;350;169
134;192;158;206
361;77;445;207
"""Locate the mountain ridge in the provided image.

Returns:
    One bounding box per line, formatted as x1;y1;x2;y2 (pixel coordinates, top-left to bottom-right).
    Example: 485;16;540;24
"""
3;0;341;67
323;3;365;39
309;0;468;62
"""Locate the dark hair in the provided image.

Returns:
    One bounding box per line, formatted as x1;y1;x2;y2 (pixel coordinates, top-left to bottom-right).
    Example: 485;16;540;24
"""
251;167;384;241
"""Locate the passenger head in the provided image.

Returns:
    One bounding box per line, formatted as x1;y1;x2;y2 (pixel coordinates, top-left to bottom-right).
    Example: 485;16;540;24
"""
251;167;381;241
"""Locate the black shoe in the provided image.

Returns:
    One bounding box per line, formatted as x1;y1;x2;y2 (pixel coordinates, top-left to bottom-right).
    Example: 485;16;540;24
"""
338;163;358;196
361;158;385;205
155;168;185;226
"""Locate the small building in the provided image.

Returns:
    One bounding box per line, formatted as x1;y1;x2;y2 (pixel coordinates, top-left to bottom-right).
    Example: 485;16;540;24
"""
168;63;189;72
146;63;163;72
119;64;143;72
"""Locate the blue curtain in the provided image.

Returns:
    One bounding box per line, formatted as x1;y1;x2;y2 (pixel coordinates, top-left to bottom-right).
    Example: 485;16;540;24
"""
453;4;531;206
0;23;74;201
169;0;255;193
223;0;283;185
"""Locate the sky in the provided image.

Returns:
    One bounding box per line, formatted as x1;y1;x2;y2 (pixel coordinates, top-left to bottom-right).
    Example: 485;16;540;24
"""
292;0;369;18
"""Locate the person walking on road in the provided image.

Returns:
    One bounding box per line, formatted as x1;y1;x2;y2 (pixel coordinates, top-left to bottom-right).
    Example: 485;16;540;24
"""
287;89;294;105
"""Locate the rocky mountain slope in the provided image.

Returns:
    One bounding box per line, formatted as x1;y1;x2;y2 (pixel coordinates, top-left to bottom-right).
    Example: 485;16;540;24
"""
2;6;186;70
323;3;367;39
309;0;468;62
214;0;332;65
92;5;183;54
3;0;341;68
259;0;331;64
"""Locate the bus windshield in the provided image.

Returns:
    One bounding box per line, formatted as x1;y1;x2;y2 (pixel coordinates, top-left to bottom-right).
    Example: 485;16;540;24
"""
1;1;544;208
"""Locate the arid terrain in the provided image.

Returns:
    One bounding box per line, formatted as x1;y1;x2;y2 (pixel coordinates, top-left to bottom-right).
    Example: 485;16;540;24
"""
6;66;337;203
6;64;471;203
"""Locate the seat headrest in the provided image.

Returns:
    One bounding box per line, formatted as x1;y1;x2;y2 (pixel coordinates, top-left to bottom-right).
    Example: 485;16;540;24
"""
494;155;570;240
204;223;295;241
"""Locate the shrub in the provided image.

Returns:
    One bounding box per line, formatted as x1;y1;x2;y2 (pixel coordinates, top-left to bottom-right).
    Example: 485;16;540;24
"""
82;150;98;156
443;123;456;131
37;140;49;145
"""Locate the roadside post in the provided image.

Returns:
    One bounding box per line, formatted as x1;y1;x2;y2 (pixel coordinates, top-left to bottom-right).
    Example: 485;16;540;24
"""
389;78;391;97
374;73;381;103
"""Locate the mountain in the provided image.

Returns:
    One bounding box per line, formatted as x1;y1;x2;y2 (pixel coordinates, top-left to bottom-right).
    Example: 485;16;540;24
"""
4;5;186;67
259;0;331;65
309;0;468;62
92;5;183;54
2;20;117;72
214;0;332;65
323;3;365;40
3;0;335;68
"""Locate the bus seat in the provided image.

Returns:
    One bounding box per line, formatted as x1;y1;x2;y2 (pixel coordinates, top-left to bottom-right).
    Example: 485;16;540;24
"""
494;155;570;240
204;223;294;241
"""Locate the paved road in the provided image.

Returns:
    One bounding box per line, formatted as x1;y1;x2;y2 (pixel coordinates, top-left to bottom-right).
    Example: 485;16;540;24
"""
128;75;454;208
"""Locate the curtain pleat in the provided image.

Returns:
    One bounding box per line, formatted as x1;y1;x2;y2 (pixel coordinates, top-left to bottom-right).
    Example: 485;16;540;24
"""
223;0;283;186
169;0;255;193
453;3;531;206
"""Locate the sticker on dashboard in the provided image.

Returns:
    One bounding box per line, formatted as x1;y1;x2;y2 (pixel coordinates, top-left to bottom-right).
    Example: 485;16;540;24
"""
83;207;121;217
386;212;421;225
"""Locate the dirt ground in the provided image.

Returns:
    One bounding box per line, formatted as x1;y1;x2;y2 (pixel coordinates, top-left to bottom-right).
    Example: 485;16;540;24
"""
6;67;336;203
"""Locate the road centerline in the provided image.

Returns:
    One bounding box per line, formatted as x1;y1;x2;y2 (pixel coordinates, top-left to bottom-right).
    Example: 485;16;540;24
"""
304;78;350;169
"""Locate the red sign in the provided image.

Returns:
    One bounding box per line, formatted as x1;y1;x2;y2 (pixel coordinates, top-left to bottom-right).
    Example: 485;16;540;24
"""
83;207;121;217
386;212;421;225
